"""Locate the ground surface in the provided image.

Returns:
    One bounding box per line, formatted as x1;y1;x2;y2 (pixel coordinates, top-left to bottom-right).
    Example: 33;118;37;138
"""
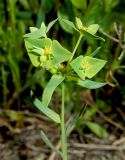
0;109;125;160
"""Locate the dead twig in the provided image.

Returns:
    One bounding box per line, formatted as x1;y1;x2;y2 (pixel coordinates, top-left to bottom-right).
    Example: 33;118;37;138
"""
69;142;125;151
0;117;21;133
97;110;125;131
100;29;119;43
112;137;125;146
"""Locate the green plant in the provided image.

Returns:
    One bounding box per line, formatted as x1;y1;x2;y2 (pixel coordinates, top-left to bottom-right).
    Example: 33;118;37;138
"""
24;17;107;160
0;0;56;108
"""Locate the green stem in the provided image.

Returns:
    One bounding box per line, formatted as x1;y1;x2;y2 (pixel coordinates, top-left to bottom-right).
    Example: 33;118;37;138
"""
69;34;83;62
61;82;67;160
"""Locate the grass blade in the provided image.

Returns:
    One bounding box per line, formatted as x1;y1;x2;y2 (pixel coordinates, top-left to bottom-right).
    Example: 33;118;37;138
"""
40;130;62;156
66;104;87;135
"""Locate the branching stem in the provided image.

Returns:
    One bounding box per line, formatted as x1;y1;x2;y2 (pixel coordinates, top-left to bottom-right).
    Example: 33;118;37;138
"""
69;34;83;61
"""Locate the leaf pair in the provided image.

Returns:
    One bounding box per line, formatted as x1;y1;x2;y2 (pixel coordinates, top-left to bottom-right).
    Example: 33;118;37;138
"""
23;19;58;39
70;55;106;80
24;38;71;70
61;18;105;42
75;18;99;35
67;55;107;88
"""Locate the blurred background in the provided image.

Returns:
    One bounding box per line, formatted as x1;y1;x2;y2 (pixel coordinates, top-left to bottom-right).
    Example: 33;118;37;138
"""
0;0;125;160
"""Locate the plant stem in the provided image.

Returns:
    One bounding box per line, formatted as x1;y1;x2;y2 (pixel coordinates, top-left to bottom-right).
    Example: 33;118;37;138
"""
69;33;83;62
61;82;67;160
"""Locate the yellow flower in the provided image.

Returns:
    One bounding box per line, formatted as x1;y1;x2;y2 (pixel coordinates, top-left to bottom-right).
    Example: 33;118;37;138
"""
44;46;52;55
83;60;90;69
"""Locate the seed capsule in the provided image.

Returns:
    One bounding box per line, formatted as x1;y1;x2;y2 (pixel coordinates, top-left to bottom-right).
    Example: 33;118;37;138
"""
40;55;47;64
49;66;58;74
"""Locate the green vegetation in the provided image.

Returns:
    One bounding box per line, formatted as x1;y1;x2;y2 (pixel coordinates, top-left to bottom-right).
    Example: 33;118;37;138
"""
0;0;125;159
24;17;107;159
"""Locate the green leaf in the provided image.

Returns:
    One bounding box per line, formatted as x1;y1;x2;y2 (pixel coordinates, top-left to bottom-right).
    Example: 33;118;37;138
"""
90;46;102;57
23;29;46;39
70;55;85;80
83;107;98;120
75;17;83;30
24;38;52;67
66;75;78;82
83;56;107;78
70;0;87;10
52;40;72;65
32;48;44;56
46;18;58;33
77;79;107;89
66;104;87;135
36;4;45;27
84;121;108;138
65;65;78;81
23;22;46;38
70;56;106;80
83;31;105;42
29;27;38;32
42;75;64;107
25;38;72;67
87;24;99;35
7;54;21;90
74;18;104;41
19;0;30;10
25;38;52;49
40;130;62;156
75;18;101;39
61;19;78;32
57;9;74;34
31;91;61;123
24;40;40;67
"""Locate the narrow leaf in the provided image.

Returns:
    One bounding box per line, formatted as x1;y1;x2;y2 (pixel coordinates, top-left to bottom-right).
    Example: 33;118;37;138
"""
31;91;61;123
57;9;74;34
66;104;87;135
61;19;78;32
23;28;46;38
84;121;108;138
75;17;83;30
42;75;64;107
46;18;58;33
77;79;107;89
90;46;102;57
23;22;47;38
7;54;21;90
40;130;62;156
70;0;87;10
66;75;78;82
83;31;105;42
